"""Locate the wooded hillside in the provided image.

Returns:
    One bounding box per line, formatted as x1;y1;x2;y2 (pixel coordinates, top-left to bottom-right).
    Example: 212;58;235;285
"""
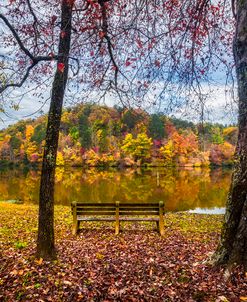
0;104;237;167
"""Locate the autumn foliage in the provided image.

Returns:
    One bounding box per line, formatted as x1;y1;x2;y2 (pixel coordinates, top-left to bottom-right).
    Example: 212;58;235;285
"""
0;104;236;167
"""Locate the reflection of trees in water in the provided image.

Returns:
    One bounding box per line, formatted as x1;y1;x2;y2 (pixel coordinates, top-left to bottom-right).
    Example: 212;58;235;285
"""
162;168;210;211
0;169;40;202
0;182;9;200
23;170;40;202
0;167;232;210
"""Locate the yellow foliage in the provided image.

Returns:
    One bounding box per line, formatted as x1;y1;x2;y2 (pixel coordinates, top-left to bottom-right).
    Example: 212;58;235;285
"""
223;127;237;136
84;150;100;166
61;111;70;123
160;140;174;164
69;153;82;166
97;129;103;139
83;150;116;166
16;132;23;140
121;133;152;161
25;125;34;141
221;142;235;163
56;151;65;166
4;134;11;143
26;142;38;161
134;122;147;134
55;167;65;182
121;133;134;153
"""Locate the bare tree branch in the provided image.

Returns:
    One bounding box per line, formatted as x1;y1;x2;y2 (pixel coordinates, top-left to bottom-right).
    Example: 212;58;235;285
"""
26;0;40;50
0;13;34;60
0;62;37;93
99;0;119;87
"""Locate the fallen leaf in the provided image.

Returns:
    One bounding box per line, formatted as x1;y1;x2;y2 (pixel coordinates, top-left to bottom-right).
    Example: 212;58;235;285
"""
36;258;43;265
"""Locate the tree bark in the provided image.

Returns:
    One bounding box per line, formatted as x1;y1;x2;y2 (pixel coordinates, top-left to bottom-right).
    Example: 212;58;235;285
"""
36;0;73;260
214;0;247;270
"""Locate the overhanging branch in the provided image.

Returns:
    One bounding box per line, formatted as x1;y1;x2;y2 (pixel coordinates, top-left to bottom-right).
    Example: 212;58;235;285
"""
0;62;37;93
0;13;34;60
0;13;59;94
99;0;119;87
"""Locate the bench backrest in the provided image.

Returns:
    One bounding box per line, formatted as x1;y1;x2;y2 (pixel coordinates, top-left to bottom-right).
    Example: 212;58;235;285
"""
72;201;164;216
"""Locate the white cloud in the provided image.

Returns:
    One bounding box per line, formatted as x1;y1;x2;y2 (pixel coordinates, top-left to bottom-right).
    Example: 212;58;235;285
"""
0;81;238;130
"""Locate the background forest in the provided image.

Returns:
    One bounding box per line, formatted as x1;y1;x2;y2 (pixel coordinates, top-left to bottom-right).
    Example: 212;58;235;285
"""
0;104;237;167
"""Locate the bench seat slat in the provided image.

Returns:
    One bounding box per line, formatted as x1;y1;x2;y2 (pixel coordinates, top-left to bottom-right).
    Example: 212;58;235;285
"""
76;206;159;211
75;203;116;207
119;207;159;211
77;216;159;221
119;211;159;215
74;202;159;207
119;202;158;208
76;207;115;211
77;211;116;215
78;217;116;221
120;217;159;221
76;211;159;215
119;204;160;207
121;204;159;206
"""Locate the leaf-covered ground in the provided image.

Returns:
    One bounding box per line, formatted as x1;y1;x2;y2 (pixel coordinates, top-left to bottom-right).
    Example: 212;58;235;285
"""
0;203;246;302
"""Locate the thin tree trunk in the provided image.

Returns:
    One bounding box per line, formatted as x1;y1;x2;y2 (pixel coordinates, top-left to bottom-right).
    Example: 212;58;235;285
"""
36;0;73;260
214;0;247;270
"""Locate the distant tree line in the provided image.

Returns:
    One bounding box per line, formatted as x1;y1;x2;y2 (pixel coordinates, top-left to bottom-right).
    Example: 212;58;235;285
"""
0;104;237;168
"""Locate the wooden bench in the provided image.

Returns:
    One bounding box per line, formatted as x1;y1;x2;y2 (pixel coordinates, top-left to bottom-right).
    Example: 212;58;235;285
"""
71;201;165;236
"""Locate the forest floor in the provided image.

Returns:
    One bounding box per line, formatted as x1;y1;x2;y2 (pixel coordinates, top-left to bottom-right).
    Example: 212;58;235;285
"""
0;203;246;302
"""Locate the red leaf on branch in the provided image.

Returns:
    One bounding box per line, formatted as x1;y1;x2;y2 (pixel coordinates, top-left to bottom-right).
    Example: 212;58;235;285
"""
49;52;55;60
155;60;161;68
143;81;149;88
51;15;57;24
66;0;75;6
99;31;105;39
18;60;25;66
136;38;143;49
58;63;65;73
60;31;66;39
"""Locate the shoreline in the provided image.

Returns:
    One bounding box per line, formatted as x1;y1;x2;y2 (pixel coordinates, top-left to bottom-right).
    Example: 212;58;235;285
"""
0;160;234;169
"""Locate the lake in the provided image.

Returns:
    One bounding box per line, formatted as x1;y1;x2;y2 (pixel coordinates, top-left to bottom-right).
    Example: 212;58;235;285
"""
0;167;232;213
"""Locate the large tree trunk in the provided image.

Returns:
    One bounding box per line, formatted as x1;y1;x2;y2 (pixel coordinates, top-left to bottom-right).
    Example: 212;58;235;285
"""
36;0;73;260
214;0;247;270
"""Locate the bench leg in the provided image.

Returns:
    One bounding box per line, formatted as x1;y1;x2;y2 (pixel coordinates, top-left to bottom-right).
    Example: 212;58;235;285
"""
159;217;164;236
72;220;79;235
159;201;165;236
115;219;120;235
115;201;120;235
156;221;159;232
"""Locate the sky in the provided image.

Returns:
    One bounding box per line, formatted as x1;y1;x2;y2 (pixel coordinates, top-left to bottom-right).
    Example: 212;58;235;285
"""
0;36;238;129
0;42;238;129
0;0;238;130
0;81;238;130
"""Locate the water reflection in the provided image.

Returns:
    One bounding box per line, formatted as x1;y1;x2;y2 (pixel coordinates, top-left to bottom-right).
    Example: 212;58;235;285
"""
0;166;232;212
